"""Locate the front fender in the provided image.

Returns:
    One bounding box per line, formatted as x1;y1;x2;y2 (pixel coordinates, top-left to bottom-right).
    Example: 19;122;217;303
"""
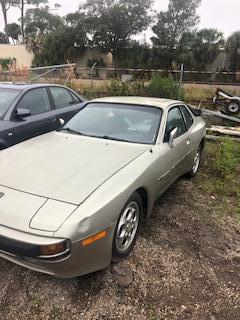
55;148;158;241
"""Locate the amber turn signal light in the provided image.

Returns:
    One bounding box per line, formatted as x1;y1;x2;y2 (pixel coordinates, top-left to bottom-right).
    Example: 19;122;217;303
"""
82;230;107;247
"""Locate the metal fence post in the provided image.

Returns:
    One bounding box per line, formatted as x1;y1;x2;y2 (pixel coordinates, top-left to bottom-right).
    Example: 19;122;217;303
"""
91;62;98;91
178;63;184;99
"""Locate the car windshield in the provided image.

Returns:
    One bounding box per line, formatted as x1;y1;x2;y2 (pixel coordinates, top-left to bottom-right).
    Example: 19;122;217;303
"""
63;102;162;144
0;88;20;119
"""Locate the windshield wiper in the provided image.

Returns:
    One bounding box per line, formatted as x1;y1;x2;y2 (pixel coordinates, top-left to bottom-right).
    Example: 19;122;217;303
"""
100;135;132;143
59;130;132;142
59;127;85;136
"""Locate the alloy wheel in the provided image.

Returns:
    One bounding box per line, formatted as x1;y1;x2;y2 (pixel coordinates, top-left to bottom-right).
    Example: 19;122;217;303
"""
115;201;140;254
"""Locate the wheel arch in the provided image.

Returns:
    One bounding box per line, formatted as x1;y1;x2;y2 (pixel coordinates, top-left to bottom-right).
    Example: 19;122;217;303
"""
135;187;150;219
200;137;205;151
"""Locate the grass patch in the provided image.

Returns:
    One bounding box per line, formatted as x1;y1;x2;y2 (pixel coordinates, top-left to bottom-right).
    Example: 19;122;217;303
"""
194;139;240;223
198;138;240;196
184;85;214;102
68;80;240;106
68;74;185;101
184;84;240;105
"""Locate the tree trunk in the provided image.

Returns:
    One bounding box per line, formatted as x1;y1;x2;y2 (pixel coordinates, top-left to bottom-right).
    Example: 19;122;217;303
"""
20;0;25;43
1;3;9;43
112;51;118;78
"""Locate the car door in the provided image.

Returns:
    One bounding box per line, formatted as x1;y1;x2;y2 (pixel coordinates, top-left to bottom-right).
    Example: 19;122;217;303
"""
158;105;191;191
9;87;57;145
48;86;83;126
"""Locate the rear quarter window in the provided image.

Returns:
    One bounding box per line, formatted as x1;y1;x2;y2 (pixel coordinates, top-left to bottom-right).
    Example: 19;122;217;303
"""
180;105;194;131
49;87;81;109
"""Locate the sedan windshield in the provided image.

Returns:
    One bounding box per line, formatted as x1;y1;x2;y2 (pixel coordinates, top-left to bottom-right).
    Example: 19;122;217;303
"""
64;102;162;144
0;88;20;119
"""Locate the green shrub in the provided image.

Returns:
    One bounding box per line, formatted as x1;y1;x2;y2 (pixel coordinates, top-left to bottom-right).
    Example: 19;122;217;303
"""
107;79;146;96
107;74;184;99
107;79;131;96
0;58;15;70
147;73;184;100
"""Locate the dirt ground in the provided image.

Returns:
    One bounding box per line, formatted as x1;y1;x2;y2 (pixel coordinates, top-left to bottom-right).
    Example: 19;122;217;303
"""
0;177;239;320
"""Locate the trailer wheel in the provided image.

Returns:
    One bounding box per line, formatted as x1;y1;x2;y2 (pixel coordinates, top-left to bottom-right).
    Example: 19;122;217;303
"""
225;101;240;115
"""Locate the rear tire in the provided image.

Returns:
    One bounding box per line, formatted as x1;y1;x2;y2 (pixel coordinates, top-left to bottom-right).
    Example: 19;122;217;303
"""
112;193;143;259
186;147;201;178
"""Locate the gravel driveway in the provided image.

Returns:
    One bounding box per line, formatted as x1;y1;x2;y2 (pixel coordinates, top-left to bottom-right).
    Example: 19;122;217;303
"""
0;179;239;320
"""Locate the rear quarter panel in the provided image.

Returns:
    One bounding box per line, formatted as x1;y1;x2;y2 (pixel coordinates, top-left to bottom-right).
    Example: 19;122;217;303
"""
190;115;206;151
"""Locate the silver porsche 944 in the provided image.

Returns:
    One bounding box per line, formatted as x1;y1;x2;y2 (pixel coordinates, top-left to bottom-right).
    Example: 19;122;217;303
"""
0;97;206;278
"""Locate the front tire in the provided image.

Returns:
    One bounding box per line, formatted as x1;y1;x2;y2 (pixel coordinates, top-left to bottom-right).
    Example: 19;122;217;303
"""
112;193;143;259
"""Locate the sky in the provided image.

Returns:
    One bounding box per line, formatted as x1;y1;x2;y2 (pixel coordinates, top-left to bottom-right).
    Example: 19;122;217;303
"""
0;0;239;40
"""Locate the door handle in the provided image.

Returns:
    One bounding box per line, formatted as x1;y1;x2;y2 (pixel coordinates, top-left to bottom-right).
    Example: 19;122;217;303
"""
49;116;57;122
187;138;191;145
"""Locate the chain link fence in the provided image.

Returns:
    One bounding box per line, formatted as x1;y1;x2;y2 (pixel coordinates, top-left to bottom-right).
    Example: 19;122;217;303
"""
1;65;240;104
2;65;240;84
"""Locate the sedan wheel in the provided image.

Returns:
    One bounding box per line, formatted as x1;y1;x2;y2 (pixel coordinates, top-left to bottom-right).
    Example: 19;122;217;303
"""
187;147;201;178
113;193;143;258
192;150;200;174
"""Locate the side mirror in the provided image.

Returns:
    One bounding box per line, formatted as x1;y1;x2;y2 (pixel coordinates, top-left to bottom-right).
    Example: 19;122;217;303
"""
15;108;31;119
59;118;65;126
168;127;178;148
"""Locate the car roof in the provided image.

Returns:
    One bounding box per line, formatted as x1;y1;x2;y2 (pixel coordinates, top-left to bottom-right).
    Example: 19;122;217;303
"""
91;96;182;109
0;82;67;91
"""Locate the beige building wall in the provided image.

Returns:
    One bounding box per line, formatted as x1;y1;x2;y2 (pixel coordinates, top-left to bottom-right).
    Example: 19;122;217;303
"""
0;44;34;68
0;45;112;70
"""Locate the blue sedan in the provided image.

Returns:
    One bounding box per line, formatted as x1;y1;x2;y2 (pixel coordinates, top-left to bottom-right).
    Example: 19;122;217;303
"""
0;83;85;149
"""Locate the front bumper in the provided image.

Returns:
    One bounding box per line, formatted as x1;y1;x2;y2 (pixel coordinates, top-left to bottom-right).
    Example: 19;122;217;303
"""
0;224;116;278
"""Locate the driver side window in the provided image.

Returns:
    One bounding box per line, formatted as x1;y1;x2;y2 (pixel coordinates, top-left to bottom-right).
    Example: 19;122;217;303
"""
164;106;186;142
17;88;51;116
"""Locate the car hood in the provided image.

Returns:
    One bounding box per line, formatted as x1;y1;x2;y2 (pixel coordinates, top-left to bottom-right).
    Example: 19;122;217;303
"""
0;132;150;205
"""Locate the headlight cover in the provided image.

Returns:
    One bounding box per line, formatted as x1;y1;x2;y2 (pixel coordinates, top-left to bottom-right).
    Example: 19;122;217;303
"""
39;239;71;259
0;235;70;260
30;199;77;232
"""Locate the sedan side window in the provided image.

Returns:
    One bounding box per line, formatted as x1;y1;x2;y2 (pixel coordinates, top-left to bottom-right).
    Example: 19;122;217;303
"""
17;88;51;116
164;107;186;142
49;87;79;109
180;105;194;131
